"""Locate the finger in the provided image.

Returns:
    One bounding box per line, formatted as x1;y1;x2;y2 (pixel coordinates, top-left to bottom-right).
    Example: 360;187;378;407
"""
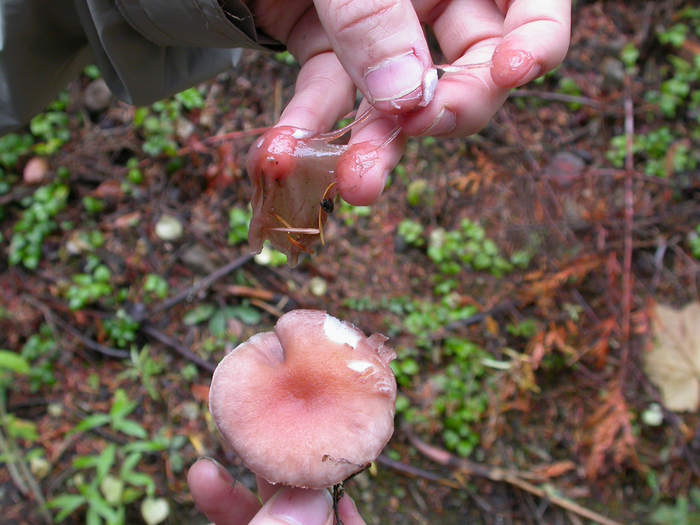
336;102;407;206
248;486;335;525
398;51;509;138
312;0;436;114
277;51;356;131
491;0;572;88
337;492;368;525
397;0;508;136
187;458;261;525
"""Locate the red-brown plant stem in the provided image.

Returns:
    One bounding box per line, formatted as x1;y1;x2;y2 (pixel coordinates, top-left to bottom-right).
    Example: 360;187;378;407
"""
620;82;635;380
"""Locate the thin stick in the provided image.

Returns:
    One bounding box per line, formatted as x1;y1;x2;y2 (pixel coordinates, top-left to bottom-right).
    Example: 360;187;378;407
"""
407;433;623;525
140;324;216;373
619;84;635;380
150;253;253;315
21;294;129;359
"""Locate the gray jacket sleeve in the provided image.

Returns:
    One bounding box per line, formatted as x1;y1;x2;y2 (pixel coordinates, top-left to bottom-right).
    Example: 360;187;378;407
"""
0;0;280;135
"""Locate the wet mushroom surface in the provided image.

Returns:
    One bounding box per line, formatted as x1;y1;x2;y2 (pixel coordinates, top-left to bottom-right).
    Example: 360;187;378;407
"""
209;309;397;490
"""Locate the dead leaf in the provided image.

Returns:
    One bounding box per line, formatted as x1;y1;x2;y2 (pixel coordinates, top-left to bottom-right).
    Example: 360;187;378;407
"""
645;302;700;412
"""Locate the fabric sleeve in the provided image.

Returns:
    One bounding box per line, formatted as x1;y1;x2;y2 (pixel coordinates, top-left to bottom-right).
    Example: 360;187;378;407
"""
0;0;280;135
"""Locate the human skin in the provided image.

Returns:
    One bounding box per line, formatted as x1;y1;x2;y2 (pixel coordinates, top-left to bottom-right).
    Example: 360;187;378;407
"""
188;457;367;525
242;0;572;205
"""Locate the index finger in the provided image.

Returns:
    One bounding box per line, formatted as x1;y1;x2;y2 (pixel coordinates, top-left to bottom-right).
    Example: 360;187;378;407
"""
491;0;572;88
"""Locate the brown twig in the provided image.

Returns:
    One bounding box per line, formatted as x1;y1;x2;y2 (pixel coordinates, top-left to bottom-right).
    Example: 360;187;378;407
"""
406;432;623;525
150;253;254;316
20;294;129;359
140;324;216;373
509;89;601;108
619;82;635;379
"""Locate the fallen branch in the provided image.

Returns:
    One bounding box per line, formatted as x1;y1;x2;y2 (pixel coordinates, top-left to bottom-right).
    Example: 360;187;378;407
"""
406;432;623;525
20;294;129;359
141;324;216;373
149;253;254;316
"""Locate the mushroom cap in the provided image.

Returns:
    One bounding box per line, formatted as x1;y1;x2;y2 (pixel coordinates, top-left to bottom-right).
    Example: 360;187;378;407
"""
209;310;397;489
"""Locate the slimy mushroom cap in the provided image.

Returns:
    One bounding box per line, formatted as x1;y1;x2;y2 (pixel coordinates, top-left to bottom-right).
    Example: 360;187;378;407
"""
209;310;397;489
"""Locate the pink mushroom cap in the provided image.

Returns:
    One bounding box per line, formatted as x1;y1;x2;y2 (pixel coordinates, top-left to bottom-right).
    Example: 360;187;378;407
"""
209;310;397;489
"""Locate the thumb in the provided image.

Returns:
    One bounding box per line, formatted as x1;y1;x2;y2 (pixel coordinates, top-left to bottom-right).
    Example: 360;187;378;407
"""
313;0;436;114
250;487;335;525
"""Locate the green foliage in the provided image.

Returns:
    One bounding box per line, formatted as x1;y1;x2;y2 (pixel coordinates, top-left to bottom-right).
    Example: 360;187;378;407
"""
620;42;640;70
82;196;106;214
133;88;203;157
391;336;493;457
228;206;252;245
336;200;371;226
84;65;102;80
0;351;39;451
397;219;425;247
274;51;297;65
184;302;261;342
9;181;69;269
0;133;34;168
557;77;583;110
69;389;147;439
427;219;514;277
126;158;144;185
650;488;700;525
20;324;58;392
65;262;113;310
122;430;188;474
143;274;169;301
690;225;700;259
433;338;491;457
118;347;163;401
506;319;539;339
46;442;165;525
104;310;140;349
606;126;699;177
30;111;70;156
658;23;689;48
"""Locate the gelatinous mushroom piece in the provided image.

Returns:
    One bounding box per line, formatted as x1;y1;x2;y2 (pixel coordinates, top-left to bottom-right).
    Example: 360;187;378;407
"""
247;127;344;266
209;310;397;490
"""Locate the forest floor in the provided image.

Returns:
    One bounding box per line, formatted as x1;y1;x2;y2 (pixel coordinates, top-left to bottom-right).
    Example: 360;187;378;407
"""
2;1;700;524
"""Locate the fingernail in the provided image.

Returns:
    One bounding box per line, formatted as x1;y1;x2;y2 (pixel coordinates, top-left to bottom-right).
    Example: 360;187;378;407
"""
270;487;332;525
200;457;233;484
420;108;457;136
364;53;425;106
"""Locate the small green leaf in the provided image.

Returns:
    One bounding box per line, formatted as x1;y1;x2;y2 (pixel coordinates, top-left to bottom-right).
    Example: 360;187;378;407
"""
0;350;30;374
45;494;87;521
69;414;111;436
183;304;216;326
112;418;148;439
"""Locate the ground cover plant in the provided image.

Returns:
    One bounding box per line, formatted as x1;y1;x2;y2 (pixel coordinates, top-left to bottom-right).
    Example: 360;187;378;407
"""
2;1;700;523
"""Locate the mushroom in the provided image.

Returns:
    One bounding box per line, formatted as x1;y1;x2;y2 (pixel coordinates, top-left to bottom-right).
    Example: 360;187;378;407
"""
246;58;491;267
209;310;397;489
247;110;387;266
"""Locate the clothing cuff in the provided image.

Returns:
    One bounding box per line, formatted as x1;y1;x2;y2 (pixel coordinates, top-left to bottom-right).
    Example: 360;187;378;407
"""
113;0;281;49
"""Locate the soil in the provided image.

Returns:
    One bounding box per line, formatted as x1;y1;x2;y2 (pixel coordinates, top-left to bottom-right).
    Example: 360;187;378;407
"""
2;1;700;524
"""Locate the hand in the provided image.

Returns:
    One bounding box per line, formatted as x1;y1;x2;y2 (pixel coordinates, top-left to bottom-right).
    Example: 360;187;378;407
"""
244;0;571;205
188;458;366;525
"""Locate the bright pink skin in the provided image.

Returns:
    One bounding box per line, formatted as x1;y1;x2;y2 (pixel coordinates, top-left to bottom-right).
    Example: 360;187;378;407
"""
247;127;345;266
209;310;397;490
